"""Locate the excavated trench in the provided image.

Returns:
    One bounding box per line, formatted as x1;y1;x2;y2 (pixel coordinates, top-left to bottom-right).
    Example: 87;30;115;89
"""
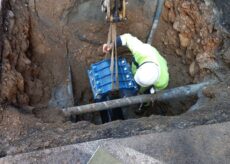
0;0;230;156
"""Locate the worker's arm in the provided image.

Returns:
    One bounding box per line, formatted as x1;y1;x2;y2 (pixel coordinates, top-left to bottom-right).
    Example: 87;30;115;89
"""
116;33;146;57
103;33;148;57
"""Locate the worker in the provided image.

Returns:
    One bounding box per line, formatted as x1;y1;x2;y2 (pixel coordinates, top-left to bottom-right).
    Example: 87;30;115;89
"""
103;33;169;94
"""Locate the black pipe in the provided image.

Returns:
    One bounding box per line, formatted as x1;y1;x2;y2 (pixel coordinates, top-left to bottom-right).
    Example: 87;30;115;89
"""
62;81;216;116
147;0;165;45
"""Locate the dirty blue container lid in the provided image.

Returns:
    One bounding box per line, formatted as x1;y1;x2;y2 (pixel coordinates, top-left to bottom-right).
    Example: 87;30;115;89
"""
88;58;138;100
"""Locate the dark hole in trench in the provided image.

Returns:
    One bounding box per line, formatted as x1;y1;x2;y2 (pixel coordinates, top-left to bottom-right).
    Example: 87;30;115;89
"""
143;96;198;117
71;89;198;124
0;151;7;158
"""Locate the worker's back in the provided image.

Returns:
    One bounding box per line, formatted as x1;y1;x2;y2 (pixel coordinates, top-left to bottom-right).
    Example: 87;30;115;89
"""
130;42;169;91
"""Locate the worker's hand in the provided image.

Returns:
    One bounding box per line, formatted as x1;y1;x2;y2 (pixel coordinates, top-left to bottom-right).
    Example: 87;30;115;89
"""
150;87;155;94
103;44;112;53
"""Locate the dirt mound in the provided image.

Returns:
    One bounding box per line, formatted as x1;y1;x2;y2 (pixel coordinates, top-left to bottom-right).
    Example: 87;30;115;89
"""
161;0;221;81
0;0;42;105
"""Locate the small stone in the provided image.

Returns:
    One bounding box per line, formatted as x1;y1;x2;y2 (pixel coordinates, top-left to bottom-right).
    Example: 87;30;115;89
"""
168;9;176;22
203;88;215;99
57;128;65;133
176;49;183;57
179;33;190;47
165;0;173;9
44;141;50;147
223;48;230;64
173;21;180;31
189;61;199;77
35;122;42;126
8;10;14;18
181;1;191;10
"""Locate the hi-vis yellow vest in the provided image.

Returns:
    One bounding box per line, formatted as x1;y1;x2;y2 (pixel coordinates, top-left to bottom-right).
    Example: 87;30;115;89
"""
121;34;169;92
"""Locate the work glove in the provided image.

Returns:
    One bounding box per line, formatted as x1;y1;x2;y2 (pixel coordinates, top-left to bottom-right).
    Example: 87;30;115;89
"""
150;87;155;94
135;87;156;115
101;0;109;13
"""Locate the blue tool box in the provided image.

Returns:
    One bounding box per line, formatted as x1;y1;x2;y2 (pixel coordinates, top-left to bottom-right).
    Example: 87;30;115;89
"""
88;58;138;100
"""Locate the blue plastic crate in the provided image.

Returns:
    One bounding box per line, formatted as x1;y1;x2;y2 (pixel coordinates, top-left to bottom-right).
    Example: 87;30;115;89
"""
88;58;138;100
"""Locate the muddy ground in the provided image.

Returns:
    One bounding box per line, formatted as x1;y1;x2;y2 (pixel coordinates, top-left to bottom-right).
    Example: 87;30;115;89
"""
0;0;230;157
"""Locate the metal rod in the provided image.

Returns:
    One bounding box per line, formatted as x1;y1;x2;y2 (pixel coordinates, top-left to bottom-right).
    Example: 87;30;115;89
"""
62;81;216;115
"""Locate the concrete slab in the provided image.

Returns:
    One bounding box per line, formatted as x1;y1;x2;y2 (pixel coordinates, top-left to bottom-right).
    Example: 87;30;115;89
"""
1;122;230;164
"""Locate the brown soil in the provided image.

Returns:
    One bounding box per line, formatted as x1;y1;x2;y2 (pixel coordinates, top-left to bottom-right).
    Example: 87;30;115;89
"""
0;0;229;157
